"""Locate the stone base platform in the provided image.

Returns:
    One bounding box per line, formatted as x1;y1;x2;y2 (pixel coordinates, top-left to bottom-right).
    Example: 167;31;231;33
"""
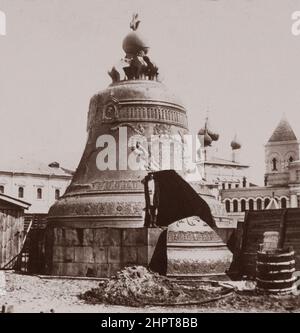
45;227;164;278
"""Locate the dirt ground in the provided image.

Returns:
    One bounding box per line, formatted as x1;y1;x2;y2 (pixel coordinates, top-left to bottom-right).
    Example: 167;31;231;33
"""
0;271;300;313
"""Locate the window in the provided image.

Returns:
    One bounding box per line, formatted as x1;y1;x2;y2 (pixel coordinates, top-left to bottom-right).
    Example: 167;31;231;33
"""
233;200;238;212
37;188;42;199
272;158;278;171
289;156;294;163
257;199;262;210
222;183;225;190
296;170;300;181
225;200;230;213
241;199;246;212
228;183;232;189
0;185;4;194
55;189;60;200
235;184;239;188
18;187;24;198
281;198;287;209
264;198;270;209
249;199;254;211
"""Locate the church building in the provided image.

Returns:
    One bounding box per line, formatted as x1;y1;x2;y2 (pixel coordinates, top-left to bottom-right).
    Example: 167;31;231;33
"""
196;117;250;200
221;115;300;224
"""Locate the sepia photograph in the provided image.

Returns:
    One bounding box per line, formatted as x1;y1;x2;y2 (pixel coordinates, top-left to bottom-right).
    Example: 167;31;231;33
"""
1;0;300;321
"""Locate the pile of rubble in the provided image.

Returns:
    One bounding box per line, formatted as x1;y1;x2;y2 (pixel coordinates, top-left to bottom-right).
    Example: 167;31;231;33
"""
79;266;229;307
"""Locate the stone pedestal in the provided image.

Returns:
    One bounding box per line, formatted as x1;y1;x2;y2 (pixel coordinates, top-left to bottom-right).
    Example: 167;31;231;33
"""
166;217;233;278
45;227;164;278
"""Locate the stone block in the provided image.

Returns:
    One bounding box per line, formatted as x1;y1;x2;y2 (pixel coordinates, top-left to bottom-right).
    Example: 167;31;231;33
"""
52;246;64;262
106;229;122;246
65;229;80;246
95;263;110;278
148;244;158;263
51;262;64;275
94;228;122;246
62;263;80;276
52;246;75;263
83;264;97;277
137;246;149;265
122;228;147;246
109;263;122;276
83;229;94;246
74;246;94;263
64;247;75;263
93;229;108;246
108;246;121;263
93;247;108;264
148;228;165;246
122;246;138;264
53;228;64;246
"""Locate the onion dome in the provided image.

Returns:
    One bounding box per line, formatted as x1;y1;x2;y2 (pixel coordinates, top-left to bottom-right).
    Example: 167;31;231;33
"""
198;117;219;142
231;134;241;150
208;130;219;142
204;131;213;147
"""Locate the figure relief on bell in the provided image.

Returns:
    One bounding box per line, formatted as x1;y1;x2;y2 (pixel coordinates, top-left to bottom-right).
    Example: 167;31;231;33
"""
108;13;159;83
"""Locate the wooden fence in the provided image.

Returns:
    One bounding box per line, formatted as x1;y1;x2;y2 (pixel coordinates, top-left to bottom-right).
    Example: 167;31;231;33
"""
235;208;300;278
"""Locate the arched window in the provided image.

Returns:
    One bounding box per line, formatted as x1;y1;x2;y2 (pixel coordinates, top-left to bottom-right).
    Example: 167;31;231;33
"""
18;187;24;198
257;199;262;210
37;188;42;199
249;199;254;211
289;156;294;163
233;200;238;212
281;198;287;209
264;198;270;209
225;200;230;213
272;158;278;171
0;185;4;194
241;199;246;212
55;189;60;200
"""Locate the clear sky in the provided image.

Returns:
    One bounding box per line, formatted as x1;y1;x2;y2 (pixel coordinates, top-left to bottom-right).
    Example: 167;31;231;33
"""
1;0;300;184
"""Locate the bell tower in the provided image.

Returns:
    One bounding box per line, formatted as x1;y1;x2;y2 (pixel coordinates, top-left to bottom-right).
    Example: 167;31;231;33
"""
265;115;299;186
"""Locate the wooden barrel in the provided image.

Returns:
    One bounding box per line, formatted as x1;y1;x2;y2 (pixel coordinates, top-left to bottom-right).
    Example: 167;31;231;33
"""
256;248;296;294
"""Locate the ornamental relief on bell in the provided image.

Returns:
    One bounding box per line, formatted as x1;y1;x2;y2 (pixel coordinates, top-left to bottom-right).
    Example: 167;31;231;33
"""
90;102;187;127
54;201;144;217
167;230;222;243
91;180;143;191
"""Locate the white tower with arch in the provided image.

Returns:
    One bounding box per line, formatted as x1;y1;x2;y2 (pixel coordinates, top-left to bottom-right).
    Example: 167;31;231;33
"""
265;115;299;186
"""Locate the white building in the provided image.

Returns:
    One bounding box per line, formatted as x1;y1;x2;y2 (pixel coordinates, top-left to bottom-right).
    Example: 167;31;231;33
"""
0;158;73;214
221;115;300;224
196;117;250;200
